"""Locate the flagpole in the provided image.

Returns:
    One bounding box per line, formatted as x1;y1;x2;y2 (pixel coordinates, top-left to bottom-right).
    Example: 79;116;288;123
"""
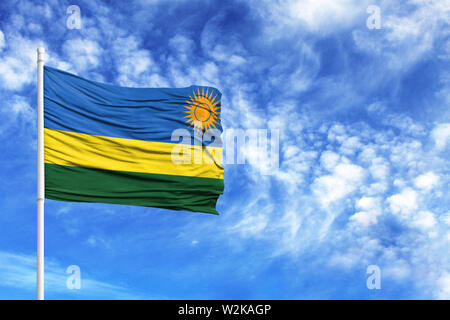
36;47;45;300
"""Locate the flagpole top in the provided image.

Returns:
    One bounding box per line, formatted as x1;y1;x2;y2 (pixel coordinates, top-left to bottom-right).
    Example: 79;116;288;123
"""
37;48;45;63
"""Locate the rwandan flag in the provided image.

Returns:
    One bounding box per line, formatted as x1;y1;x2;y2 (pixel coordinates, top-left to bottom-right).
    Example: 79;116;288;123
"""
43;66;224;214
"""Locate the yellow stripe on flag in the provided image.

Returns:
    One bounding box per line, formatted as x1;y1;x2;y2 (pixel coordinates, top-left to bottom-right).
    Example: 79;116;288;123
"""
44;128;223;179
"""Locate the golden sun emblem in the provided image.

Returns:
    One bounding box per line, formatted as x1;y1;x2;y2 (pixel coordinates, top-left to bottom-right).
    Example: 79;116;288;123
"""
183;88;221;133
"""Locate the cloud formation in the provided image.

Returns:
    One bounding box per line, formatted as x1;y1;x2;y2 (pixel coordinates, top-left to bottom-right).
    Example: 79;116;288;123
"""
0;0;448;299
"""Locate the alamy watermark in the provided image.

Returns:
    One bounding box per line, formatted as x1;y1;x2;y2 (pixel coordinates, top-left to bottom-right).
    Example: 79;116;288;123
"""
366;5;381;30
366;265;381;290
66;5;82;30
66;265;81;290
170;128;279;175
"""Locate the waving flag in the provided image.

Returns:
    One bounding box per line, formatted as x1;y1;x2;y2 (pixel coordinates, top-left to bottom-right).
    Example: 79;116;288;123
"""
43;66;224;214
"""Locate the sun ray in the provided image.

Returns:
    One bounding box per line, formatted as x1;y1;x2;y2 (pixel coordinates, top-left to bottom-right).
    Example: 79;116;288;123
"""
183;88;221;134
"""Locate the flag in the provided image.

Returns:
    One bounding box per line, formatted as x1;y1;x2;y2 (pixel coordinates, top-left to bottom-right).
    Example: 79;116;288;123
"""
43;66;224;214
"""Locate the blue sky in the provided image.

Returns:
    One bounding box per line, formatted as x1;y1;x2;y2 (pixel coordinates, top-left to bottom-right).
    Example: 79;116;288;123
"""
0;0;449;299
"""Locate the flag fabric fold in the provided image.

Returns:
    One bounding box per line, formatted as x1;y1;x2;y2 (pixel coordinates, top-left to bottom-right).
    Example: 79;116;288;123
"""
44;66;224;214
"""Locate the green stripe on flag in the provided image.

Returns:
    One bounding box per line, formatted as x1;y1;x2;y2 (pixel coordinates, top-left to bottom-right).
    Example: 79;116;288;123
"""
45;163;224;215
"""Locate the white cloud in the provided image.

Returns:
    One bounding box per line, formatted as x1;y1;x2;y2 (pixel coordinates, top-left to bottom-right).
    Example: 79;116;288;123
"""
294;0;368;29
358;145;377;163
313;162;365;207
0;95;35;136
442;212;450;226
0;251;147;299
228;214;268;237
85;235;111;248
339;136;362;156
412;211;437;230
368;104;426;136
320;150;340;171
327;124;347;142
436;272;450;299
389;140;423;170
11;95;33;121
383;259;412;281
350;197;381;227
63;38;103;72
0;35;45;90
369;158;390;182
352;0;449;70
388;188;418;217
357;196;378;211
0;30;5;51
431;123;450;151
414;172;440;190
0;56;33;90
260;0;371;33
349;211;377;227
113;36;157;86
169;34;195;64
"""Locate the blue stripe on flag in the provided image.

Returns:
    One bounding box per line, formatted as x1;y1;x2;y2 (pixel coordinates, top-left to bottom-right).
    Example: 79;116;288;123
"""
44;66;222;144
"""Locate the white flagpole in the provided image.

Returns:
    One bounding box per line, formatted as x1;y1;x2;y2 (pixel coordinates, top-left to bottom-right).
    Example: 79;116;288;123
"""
36;47;45;300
